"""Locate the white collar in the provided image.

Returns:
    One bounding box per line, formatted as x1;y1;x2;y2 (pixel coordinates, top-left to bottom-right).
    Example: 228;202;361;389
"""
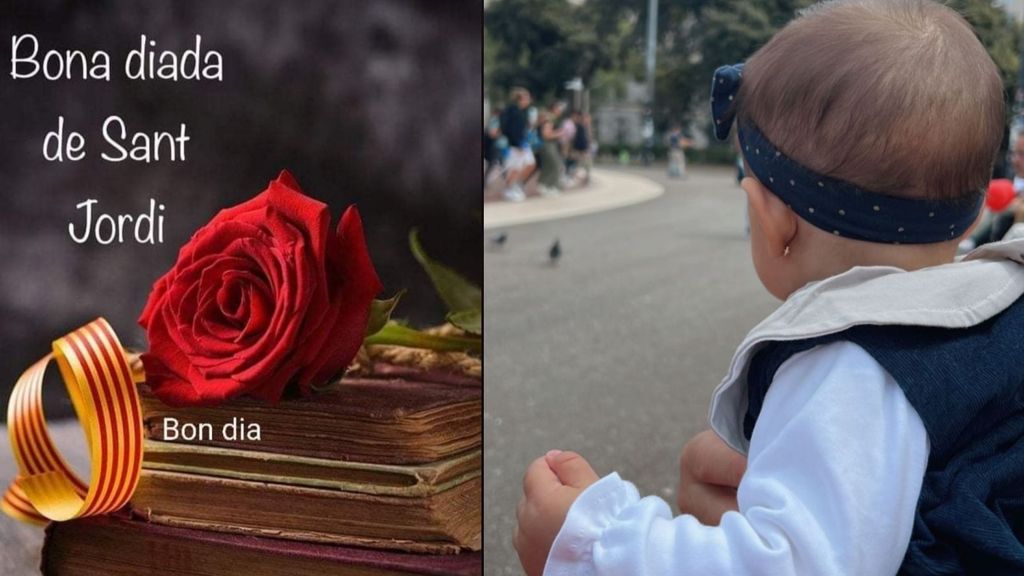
709;238;1024;453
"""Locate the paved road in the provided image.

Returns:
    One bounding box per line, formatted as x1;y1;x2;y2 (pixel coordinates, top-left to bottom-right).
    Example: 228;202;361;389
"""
484;165;779;574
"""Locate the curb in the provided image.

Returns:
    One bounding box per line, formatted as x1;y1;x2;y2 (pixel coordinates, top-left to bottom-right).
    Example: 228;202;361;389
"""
483;169;665;230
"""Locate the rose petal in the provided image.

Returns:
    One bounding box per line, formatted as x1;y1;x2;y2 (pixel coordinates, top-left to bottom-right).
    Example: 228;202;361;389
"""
296;206;382;389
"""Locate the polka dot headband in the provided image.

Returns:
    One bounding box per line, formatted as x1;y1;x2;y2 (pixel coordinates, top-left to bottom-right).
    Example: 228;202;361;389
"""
712;63;983;245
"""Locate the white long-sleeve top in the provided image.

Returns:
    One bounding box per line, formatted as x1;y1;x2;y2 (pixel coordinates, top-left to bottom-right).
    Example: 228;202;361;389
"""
544;340;930;576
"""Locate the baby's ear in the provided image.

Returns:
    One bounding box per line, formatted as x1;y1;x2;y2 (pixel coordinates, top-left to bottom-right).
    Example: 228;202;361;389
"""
742;177;797;256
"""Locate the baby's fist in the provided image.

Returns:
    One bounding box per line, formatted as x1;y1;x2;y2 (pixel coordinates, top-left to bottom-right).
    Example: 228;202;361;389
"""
515;450;599;576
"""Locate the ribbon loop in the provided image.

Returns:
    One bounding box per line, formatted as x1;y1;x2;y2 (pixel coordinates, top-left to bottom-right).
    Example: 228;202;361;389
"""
711;63;745;141
3;318;143;524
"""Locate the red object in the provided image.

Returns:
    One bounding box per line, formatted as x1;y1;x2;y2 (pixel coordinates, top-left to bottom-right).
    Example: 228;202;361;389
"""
138;170;382;406
986;178;1015;212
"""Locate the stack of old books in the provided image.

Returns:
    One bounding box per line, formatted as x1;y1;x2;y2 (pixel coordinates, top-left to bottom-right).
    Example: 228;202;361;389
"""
41;352;482;575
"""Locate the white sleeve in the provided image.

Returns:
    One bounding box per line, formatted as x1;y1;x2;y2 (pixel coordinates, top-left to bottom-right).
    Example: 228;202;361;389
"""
544;340;930;576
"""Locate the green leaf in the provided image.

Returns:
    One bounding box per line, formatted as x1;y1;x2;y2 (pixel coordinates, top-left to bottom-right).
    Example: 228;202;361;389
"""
365;290;406;337
447;309;482;335
364;322;481;354
410;229;482;314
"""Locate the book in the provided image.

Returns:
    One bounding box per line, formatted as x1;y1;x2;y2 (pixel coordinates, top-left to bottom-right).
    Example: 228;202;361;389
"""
42;514;482;575
141;440;481;497
130;469;481;553
133;360;482;554
139;370;481;465
130;457;482;553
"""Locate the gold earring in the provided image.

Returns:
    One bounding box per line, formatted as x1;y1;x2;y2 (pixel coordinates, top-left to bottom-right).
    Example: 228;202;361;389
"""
783;245;791;256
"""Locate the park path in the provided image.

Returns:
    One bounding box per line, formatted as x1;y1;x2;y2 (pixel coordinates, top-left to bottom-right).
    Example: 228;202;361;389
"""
484;168;664;229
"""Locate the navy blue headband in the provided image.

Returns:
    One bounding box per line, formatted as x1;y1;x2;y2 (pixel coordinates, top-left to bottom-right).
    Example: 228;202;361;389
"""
711;63;983;245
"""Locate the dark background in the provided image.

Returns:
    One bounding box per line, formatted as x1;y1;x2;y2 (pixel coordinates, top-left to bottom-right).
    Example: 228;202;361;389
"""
0;0;482;420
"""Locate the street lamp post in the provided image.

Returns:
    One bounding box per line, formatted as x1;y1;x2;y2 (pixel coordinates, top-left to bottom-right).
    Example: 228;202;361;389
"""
645;0;658;109
643;0;658;166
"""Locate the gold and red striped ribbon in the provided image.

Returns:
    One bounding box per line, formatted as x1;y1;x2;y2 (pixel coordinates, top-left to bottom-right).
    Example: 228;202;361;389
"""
2;318;144;524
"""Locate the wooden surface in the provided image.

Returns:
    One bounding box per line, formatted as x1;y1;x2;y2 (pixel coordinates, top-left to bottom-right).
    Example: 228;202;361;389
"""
1;422;90;576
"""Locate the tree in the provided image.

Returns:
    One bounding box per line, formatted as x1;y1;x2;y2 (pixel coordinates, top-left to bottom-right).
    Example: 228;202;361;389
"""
951;0;1023;106
486;0;1024;139
655;0;1022;132
654;0;815;129
485;0;615;105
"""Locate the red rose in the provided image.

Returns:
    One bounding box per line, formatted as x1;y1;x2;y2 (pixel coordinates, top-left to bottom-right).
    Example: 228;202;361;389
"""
138;171;382;406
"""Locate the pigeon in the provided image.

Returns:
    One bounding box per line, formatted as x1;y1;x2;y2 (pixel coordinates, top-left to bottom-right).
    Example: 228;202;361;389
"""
549;238;561;264
490;232;508;247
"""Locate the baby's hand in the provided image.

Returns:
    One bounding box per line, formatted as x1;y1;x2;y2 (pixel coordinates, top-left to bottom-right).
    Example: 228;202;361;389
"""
677;429;745;525
515;450;599;576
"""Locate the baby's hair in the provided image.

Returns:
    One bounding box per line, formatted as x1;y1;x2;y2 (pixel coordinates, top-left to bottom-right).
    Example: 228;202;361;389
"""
736;0;1004;201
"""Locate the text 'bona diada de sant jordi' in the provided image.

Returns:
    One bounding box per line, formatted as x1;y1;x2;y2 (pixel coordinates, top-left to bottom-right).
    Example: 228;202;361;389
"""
9;34;225;246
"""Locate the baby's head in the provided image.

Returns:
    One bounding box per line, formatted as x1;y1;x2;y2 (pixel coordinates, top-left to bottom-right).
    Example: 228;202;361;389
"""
717;0;1004;299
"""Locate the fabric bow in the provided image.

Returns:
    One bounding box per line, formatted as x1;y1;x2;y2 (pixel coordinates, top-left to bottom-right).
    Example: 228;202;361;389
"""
711;63;744;141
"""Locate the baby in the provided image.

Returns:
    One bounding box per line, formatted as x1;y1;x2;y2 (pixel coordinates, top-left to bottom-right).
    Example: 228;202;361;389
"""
515;1;1024;574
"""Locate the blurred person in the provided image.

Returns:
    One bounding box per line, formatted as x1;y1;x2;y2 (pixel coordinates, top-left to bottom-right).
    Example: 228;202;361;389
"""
640;108;655;166
537;101;565;197
582;113;595;185
521;107;543;192
484;107;503;184
569;110;591;186
559;108;577;182
515;2;1024;574
500;87;534;202
666;124;693;178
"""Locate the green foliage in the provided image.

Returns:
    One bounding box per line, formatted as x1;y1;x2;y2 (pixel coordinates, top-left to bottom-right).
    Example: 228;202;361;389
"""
409;229;481;323
484;28;497;95
655;0;816;128
446;309;482;336
485;0;616;103
360;231;482;354
951;0;1023;101
408;229;482;336
364;322;482;353
487;0;1024;129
